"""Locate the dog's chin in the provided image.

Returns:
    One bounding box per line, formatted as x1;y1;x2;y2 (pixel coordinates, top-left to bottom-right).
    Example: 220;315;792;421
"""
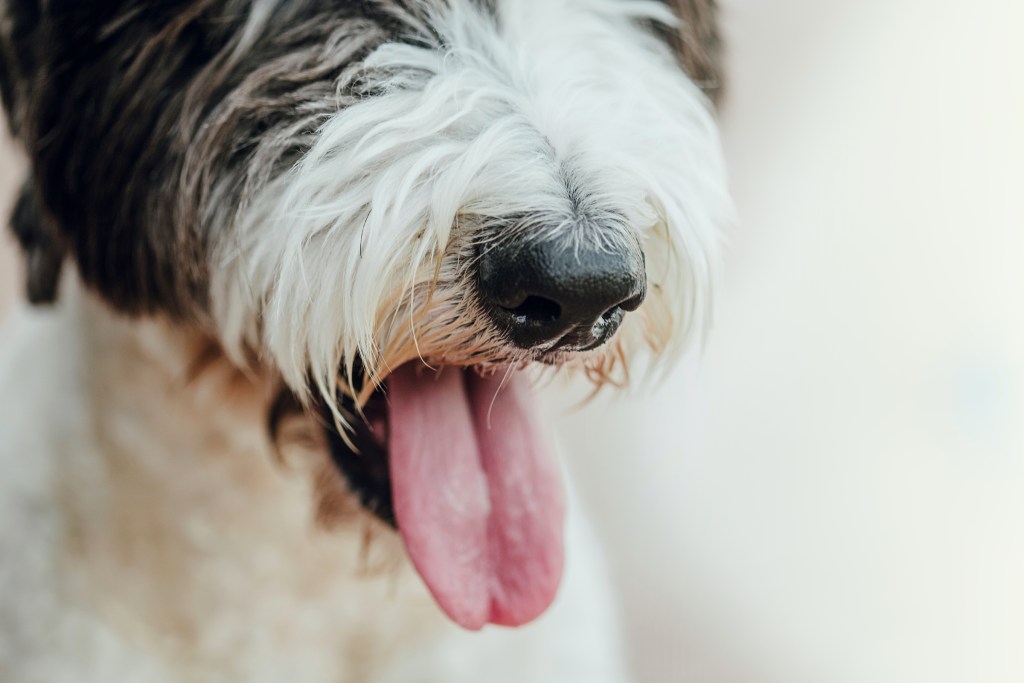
320;360;566;631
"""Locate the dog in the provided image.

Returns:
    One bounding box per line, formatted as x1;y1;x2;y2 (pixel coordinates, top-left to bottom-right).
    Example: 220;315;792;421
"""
0;1;728;680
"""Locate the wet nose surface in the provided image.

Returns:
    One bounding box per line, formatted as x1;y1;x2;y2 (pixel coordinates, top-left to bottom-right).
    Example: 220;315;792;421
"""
476;236;646;351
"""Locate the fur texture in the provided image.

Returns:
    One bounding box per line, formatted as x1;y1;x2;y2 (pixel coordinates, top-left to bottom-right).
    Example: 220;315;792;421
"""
0;0;728;680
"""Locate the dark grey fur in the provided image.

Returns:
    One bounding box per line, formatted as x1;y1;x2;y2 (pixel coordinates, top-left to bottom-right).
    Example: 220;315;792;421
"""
660;0;723;100
1;0;402;318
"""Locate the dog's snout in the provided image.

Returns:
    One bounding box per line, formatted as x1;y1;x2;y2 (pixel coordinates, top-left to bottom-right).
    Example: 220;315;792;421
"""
476;235;646;351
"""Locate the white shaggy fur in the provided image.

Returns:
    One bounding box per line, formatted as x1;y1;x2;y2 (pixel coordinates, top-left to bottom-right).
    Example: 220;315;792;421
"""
214;0;728;403
0;0;728;679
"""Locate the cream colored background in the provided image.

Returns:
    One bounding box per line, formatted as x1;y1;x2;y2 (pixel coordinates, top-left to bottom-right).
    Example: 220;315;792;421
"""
1;0;1021;682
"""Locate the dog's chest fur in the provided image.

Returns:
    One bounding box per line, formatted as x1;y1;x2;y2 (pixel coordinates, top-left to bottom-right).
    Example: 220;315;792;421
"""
0;286;428;680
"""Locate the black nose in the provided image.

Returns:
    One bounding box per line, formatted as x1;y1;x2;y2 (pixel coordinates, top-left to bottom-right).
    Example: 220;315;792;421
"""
476;235;646;351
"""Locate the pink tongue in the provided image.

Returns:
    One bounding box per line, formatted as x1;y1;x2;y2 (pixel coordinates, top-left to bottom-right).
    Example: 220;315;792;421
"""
387;364;566;630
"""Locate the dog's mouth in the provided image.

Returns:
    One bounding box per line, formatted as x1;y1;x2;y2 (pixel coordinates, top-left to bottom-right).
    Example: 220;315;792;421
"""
321;361;565;631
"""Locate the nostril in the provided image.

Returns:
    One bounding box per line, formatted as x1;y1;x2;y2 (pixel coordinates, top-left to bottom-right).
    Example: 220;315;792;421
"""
600;305;620;323
501;295;561;324
597;290;644;323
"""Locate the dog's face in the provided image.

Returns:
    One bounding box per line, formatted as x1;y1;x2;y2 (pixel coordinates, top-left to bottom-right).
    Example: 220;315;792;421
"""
1;0;728;630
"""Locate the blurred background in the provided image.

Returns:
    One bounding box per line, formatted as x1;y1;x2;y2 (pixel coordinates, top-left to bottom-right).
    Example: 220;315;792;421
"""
1;0;1021;681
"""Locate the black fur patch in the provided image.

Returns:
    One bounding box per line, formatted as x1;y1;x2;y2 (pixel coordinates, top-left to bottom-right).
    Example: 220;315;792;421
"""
0;0;402;319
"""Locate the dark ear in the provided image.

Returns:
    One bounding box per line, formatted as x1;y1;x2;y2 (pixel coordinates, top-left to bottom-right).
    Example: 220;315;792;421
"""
9;181;65;305
656;0;724;103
